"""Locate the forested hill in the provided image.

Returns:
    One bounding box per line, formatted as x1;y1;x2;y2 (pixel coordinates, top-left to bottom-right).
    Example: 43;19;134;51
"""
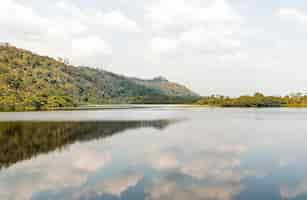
0;44;199;111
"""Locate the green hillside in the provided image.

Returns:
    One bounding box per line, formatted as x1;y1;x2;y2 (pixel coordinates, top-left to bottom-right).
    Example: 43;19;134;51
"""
0;44;199;111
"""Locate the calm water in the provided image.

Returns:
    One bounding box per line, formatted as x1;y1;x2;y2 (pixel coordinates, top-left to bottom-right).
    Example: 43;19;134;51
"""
1;107;307;200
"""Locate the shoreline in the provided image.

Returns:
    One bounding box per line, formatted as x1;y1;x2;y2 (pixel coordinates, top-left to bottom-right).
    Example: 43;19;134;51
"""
1;103;307;113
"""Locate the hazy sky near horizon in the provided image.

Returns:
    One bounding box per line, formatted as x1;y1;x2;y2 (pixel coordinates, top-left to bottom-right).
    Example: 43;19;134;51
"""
1;0;307;96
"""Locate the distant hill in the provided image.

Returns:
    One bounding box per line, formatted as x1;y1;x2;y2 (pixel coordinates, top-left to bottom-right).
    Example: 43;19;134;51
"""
0;44;199;111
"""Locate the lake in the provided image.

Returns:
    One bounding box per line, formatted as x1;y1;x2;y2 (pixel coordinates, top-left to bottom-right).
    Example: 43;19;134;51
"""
0;107;307;200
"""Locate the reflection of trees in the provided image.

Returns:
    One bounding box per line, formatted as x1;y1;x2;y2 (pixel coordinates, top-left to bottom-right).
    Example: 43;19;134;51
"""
0;120;175;169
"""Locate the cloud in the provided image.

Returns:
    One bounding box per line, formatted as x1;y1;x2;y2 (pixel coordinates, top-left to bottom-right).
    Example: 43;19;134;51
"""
280;178;307;199
148;152;180;170
72;36;112;57
145;176;243;200
56;1;141;33
0;0;141;66
180;158;243;181
0;147;112;200
100;174;143;197
150;37;179;53
145;143;249;183
277;8;307;24
0;0;48;39
146;0;242;55
99;10;141;32
70;173;144;199
73;150;112;172
146;0;241;31
143;142;250;200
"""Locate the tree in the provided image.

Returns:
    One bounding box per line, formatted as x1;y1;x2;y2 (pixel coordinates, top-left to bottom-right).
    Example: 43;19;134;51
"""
6;76;22;90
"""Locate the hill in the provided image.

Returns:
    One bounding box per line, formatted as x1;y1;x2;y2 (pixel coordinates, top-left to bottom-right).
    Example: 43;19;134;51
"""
0;44;199;111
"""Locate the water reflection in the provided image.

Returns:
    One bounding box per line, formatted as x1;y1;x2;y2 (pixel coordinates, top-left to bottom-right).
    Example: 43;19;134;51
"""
1;109;307;200
0;120;176;169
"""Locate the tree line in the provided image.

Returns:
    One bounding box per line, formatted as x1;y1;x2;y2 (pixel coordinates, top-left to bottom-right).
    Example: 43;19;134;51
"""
197;92;307;107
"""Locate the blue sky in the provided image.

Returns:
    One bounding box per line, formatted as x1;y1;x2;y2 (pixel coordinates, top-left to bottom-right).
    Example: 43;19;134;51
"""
1;0;307;96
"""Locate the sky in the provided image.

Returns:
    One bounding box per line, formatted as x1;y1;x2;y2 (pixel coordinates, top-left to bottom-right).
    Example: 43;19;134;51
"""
1;0;307;96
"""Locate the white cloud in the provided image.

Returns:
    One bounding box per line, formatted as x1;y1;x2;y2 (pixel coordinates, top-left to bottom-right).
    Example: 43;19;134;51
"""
0;146;112;200
145;142;249;182
277;8;307;24
99;10;141;32
0;0;142;66
180;158;243;181
100;174;143;197
148;152;180;170
150;37;179;53
74;150;112;172
147;0;242;54
0;0;48;37
145;176;243;200
56;1;141;33
64;173;144;199
146;0;241;31
179;26;241;50
219;51;249;63
72;36;112;57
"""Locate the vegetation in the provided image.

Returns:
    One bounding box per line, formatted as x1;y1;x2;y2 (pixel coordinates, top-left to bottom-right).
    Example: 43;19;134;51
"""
197;92;307;107
0;44;199;111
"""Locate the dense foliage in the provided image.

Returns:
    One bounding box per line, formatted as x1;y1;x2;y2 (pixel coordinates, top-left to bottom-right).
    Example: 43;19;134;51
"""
0;45;199;111
197;93;307;107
